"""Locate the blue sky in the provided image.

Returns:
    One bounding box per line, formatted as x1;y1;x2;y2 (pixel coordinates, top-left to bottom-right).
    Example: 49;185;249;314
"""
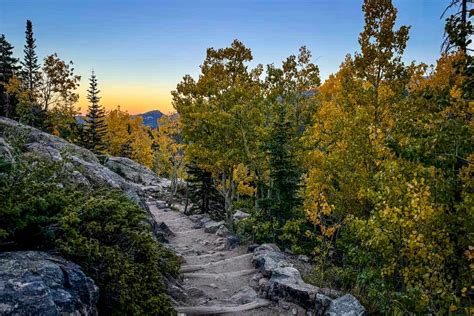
1;0;448;113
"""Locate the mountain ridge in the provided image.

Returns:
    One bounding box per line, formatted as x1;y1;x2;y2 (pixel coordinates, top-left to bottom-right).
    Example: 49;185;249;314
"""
77;109;164;128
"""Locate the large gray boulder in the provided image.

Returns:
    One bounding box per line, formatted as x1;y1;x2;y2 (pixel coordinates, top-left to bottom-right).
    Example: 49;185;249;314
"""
252;243;288;277
233;210;251;221
0;251;99;315
104;156;162;186
203;220;225;234
325;294;366;316
251;244;364;315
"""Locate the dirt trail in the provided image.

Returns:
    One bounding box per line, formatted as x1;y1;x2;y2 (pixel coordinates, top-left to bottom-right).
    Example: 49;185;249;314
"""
148;199;305;315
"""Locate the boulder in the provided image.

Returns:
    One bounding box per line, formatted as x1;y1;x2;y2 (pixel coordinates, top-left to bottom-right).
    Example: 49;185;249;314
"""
0;251;99;315
103;156;162;186
225;234;240;250
164;275;189;304
230;286;258;304
251;244;363;314
325;294;366;316
298;254;311;263
232;210;251;221
264;266;321;308
188;214;213;229
216;225;230;237
315;294;332;315
156;200;169;209
203;220;225;234
152;221;175;242
252;244;288;277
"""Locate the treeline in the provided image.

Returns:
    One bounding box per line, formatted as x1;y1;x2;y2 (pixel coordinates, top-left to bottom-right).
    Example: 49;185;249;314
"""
173;0;473;313
0;21;182;186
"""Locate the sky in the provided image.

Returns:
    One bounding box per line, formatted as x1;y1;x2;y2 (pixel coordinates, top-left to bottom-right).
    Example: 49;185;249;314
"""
1;0;449;115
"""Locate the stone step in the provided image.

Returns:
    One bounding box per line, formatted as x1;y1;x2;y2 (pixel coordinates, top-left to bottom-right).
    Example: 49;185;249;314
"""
182;268;257;279
180;253;254;273
181;269;258;299
175;298;272;315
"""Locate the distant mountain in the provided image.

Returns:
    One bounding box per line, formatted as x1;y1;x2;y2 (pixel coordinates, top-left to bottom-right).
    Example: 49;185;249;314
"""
76;109;164;128
132;110;164;128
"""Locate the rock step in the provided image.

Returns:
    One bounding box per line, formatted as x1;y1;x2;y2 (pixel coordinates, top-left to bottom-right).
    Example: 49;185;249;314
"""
181;253;254;273
182;270;258;300
182;247;247;261
175;299;272;315
183;268;257;279
182;252;229;265
172;228;203;234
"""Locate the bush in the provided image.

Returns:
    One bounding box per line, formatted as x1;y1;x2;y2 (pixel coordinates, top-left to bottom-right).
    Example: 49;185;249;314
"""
0;156;179;315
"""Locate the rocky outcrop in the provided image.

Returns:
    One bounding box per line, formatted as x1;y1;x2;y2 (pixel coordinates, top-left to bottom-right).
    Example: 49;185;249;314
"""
104;156;162;186
251;244;366;315
0;117;146;203
0;251;99;315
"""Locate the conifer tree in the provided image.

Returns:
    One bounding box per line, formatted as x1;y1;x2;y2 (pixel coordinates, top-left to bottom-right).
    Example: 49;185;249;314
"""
21;20;40;96
84;71;107;153
258;103;302;237
0;34;20;117
185;163;224;219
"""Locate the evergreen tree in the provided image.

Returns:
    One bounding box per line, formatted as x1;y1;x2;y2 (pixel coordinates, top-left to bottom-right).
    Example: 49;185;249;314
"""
84;71;107;153
121;123;133;158
21;20;40;96
185;163;224;220
16;20;45;128
258;103;302;238
0;34;20;117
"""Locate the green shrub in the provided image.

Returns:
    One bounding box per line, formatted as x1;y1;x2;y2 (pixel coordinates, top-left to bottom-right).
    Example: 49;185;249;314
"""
58;189;179;315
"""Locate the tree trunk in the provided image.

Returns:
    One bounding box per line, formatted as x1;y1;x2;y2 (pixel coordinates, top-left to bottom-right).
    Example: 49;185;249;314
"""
461;0;467;53
221;168;235;231
184;181;189;215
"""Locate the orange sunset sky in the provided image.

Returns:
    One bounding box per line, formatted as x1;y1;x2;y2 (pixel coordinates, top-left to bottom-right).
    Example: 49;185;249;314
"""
76;82;174;115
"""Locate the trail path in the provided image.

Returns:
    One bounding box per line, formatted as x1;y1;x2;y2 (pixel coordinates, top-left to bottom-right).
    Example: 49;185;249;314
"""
147;199;305;315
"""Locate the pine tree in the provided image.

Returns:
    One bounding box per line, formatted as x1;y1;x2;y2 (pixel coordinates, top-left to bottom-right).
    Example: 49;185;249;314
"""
0;34;20;117
21;20;40;96
259;103;302;232
84;71;107;153
185;163;224;219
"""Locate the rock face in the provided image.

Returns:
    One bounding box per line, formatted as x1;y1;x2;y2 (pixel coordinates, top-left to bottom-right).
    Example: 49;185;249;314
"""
252;244;366;315
103;156;162;186
0;117;172;213
0;251;99;315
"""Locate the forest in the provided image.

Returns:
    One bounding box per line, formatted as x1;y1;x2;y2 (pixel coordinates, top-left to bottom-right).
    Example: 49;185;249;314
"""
0;0;473;314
